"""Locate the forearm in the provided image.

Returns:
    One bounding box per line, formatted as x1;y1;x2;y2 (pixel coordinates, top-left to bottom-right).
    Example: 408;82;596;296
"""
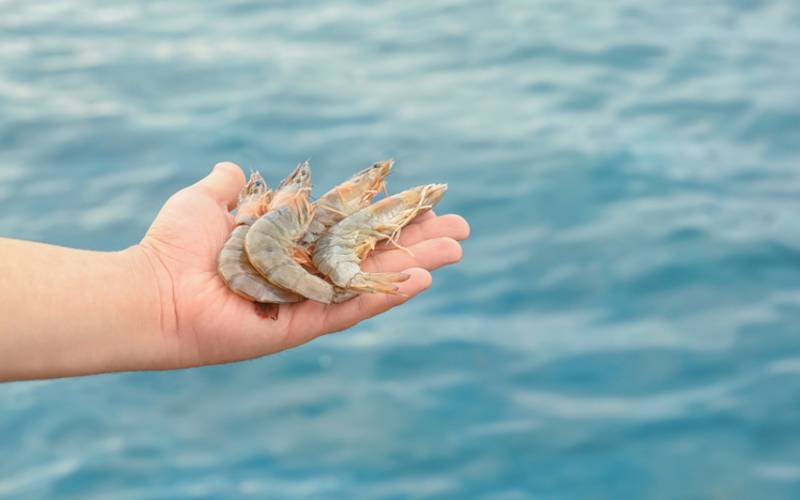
0;238;166;381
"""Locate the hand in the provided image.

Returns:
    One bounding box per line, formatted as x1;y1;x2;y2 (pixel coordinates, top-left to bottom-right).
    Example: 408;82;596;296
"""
136;162;469;368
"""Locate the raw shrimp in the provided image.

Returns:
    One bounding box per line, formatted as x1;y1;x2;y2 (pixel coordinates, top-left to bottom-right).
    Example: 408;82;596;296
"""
233;170;270;226
299;160;393;249
217;171;304;304
312;184;447;294
245;162;346;304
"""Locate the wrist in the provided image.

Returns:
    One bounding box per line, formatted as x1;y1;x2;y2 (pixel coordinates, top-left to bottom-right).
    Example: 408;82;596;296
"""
115;244;180;370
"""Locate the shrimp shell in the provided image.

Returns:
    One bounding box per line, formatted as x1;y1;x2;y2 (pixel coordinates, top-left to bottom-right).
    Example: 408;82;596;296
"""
218;171;304;304
218;226;304;303
312;183;447;294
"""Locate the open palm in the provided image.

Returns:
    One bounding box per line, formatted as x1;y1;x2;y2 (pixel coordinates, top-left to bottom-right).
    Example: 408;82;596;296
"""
138;162;469;368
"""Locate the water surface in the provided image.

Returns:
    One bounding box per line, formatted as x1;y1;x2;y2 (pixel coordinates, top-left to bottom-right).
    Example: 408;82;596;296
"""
2;1;800;498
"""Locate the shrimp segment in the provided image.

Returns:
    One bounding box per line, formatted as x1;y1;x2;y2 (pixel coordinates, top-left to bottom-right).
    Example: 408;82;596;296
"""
312;184;448;294
245;162;342;304
218;171;304;304
300;160;394;249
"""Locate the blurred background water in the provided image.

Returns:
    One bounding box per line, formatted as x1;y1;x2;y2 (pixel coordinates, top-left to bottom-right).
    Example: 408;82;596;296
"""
1;0;800;498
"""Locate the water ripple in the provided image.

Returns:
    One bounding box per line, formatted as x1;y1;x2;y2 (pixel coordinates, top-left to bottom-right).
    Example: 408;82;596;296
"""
2;0;800;498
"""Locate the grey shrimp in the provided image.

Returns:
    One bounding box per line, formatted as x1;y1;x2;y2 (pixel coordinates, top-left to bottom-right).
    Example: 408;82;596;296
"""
245;162;349;304
299;160;393;250
312;184;447;294
217;171;303;304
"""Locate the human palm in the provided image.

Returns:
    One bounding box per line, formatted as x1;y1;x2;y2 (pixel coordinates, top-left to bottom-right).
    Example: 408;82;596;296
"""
138;162;468;368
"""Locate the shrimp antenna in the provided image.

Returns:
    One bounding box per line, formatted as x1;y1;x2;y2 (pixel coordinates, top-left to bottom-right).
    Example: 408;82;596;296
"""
388;235;415;258
331;186;346;205
317;202;347;217
385;222;415;258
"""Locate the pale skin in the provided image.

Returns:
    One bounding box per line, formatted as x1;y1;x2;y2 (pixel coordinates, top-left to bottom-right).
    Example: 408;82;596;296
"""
0;162;469;381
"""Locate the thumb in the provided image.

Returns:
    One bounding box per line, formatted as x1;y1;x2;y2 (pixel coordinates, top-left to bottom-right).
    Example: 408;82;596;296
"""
193;162;246;210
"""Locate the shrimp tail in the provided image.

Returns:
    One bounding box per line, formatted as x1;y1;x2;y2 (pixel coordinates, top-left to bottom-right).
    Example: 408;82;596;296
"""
348;272;410;294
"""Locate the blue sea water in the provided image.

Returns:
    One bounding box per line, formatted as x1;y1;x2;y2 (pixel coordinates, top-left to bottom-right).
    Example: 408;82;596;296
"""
2;0;800;498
